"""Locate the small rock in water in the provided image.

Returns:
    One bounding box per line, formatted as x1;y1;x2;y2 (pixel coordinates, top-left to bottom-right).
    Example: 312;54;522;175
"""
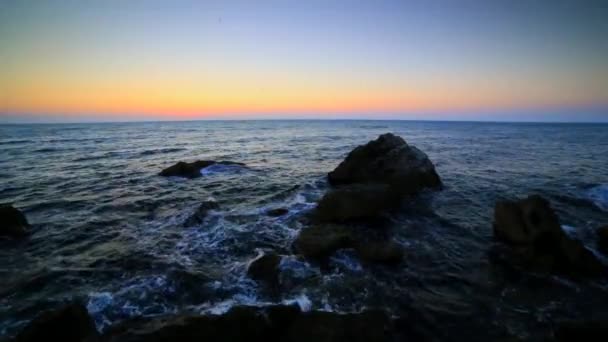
266;208;289;217
15;302;98;342
247;252;282;284
293;224;355;262
0;204;30;238
492;194;605;277
159;160;245;178
183;200;220;226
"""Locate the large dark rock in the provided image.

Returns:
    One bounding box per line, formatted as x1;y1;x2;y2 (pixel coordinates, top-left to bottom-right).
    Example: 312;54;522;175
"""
15;302;97;342
95;305;397;342
0;204;29;238
598;225;608;253
293;224;404;265
328;133;441;195
247;252;282;284
183;200;220;226
159;160;245;178
314;184;400;223
492;195;605;277
293;224;355;261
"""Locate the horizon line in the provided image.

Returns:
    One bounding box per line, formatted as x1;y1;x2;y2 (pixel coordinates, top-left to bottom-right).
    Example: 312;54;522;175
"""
1;117;608;125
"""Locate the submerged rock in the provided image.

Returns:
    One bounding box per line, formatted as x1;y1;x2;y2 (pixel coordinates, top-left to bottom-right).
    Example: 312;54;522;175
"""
159;160;245;178
183;200;220;226
15;302;97;342
598;225;608;253
0;204;29;238
315;184;400;223
96;304;396;342
492;195;605;277
328;133;441;195
266;208;289;217
247;252;282;284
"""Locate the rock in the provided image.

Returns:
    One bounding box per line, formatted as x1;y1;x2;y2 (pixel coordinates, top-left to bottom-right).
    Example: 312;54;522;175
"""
159;160;245;178
95;305;396;342
15;302;97;342
354;241;405;265
0;204;29;238
293;224;354;261
328;133;441;195
314;184;400;223
598;225;608;252
183;201;220;226
492;195;605;277
554;319;608;341
266;208;289;217
247;252;282;283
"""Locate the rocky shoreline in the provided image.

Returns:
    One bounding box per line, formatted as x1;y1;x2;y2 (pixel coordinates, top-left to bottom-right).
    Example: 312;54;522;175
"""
2;132;607;341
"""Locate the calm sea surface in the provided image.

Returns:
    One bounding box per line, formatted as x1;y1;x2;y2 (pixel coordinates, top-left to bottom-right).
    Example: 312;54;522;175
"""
1;120;607;340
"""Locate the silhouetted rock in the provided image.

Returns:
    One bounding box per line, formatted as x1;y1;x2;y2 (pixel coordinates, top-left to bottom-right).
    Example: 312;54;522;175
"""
554;319;608;341
183;200;220;226
315;184;400;223
95;305;396;342
0;204;29;238
266;208;289;217
598;225;608;253
492;195;605;277
328;133;441;195
159;160;245;178
293;224;354;261
15;302;97;342
293;224;404;265
247;252;282;284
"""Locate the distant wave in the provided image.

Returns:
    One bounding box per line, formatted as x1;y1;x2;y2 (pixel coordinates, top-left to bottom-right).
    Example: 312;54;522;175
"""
138;148;186;156
0;139;30;145
587;184;608;211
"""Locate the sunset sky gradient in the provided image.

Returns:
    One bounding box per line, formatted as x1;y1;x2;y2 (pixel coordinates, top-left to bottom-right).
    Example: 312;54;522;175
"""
1;0;607;122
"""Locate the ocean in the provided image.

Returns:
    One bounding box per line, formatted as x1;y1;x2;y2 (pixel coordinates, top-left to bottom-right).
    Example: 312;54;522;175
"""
1;120;607;340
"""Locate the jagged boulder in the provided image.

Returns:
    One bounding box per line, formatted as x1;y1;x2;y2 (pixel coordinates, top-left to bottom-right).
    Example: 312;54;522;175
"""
0;204;29;238
492;195;605;277
328;133;441;195
183;200;220;226
15;302;97;342
160;160;245;178
247;252;282;284
314;184;399;223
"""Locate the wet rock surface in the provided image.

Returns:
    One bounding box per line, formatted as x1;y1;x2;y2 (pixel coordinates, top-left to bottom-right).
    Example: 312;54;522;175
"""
247;252;282;284
95;305;402;342
15;302;97;342
0;204;29;238
492;195;605;277
597;225;608;253
159;160;246;178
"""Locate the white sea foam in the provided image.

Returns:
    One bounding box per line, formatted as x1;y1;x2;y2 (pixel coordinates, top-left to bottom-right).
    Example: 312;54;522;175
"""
283;294;312;312
587;184;608;211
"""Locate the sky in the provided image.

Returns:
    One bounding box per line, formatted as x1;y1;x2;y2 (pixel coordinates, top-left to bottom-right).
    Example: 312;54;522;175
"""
1;0;607;122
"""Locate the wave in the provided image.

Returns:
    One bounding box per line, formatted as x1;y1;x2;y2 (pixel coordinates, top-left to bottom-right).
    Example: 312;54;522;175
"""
586;184;608;211
138;148;186;156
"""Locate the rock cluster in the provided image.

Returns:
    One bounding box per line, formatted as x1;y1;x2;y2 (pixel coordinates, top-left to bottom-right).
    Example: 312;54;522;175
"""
292;133;441;266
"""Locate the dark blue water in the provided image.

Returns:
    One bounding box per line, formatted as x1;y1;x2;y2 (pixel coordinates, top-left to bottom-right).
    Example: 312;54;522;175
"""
1;120;607;340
